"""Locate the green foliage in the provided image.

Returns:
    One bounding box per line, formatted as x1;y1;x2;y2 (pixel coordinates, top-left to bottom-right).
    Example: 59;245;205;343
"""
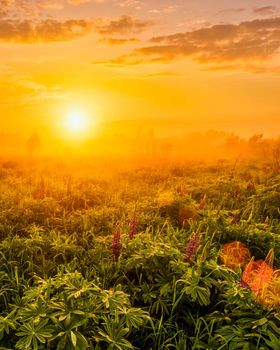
0;160;280;349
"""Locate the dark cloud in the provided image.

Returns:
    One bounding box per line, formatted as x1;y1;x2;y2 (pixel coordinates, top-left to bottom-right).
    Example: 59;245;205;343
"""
131;17;280;65
95;15;154;35
253;6;277;16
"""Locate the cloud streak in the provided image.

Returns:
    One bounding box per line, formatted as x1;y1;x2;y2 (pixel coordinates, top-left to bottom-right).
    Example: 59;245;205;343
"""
253;6;277;16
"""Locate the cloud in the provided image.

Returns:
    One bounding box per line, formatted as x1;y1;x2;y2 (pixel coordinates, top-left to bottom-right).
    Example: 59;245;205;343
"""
0;15;153;43
117;0;143;10
253;6;277;16
18;79;68;104
149;5;179;15
0;0;44;18
0;0;95;15
0;0;9;16
94;15;154;35
0;18;94;43
101;37;139;45
37;1;64;10
0;0;102;18
0;8;154;43
0;0;93;43
127;17;280;66
0;0;154;43
0;68;68;106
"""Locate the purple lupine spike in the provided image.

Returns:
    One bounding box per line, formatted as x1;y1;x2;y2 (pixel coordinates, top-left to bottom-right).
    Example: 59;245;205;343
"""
112;227;121;262
129;213;138;240
184;231;200;263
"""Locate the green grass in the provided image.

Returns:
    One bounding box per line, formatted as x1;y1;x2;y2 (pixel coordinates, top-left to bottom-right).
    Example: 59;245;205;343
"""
0;159;280;349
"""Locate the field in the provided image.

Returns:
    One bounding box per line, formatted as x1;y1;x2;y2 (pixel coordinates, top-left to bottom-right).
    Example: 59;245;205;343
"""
0;157;280;350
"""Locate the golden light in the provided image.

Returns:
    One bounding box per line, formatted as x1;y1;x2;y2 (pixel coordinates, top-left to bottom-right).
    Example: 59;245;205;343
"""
66;110;89;133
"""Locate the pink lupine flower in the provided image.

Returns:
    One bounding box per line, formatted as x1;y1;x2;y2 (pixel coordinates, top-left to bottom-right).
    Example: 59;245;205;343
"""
184;231;200;263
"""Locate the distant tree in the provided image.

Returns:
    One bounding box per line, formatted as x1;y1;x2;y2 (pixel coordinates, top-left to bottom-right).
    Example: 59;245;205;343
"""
248;133;263;145
26;132;41;157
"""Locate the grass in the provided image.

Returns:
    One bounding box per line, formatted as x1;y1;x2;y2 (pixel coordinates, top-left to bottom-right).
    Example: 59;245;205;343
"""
0;157;280;349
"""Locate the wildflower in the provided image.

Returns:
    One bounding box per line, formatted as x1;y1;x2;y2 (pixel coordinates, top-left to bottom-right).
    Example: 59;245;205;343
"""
199;196;206;209
184;231;200;263
112;227;121;262
128;212;138;240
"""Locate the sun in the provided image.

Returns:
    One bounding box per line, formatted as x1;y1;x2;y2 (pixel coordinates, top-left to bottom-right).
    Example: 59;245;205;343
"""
59;104;99;141
66;110;89;133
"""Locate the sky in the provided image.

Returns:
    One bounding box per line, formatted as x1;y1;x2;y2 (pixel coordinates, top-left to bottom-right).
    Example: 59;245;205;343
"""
1;0;280;141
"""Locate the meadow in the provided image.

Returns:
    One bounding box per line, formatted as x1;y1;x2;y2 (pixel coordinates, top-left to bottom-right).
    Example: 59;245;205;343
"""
0;156;280;349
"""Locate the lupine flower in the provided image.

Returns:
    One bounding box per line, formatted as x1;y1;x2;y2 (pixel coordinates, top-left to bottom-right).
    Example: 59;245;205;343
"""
184;231;200;263
128;213;138;240
199;196;206;210
112;227;121;262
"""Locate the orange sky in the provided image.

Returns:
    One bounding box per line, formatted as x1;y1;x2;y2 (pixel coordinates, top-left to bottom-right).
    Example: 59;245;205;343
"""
1;0;280;141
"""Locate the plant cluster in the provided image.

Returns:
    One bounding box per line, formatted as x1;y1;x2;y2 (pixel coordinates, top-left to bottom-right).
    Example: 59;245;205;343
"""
0;159;280;349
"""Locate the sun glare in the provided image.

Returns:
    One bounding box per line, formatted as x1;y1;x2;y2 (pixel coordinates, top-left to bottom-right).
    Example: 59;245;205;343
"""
66;111;89;133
